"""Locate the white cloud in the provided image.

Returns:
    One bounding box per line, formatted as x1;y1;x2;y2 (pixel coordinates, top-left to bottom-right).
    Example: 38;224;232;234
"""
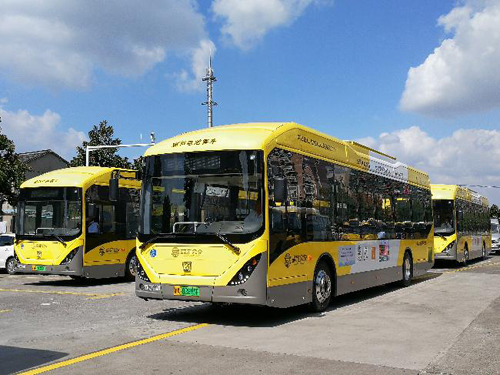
172;39;217;92
400;0;500;116
358;126;500;205
0;0;208;90
0;104;86;159
211;0;328;49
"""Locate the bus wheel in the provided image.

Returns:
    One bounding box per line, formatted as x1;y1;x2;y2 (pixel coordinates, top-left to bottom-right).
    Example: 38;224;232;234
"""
309;261;332;312
463;248;469;266
401;252;413;287
125;252;138;281
5;257;16;275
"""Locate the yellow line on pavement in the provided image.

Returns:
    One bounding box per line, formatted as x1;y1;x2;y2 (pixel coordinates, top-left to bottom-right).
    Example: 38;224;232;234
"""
18;323;209;375
0;309;12;314
0;288;123;299
443;261;500;274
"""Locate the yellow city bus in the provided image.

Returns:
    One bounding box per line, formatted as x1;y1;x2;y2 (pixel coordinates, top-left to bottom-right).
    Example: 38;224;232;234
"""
135;123;434;311
15;167;141;280
432;185;491;264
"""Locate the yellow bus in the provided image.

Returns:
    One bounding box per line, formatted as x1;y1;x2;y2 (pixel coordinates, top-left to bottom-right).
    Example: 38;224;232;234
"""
135;123;434;311
15;167;141;280
432;185;491;264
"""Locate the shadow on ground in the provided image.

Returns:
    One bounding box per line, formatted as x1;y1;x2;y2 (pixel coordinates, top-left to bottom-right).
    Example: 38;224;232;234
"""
433;255;499;271
148;273;441;328
0;345;67;375
23;277;131;288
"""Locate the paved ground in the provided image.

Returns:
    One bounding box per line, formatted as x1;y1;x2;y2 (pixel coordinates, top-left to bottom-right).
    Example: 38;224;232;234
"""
1;254;500;375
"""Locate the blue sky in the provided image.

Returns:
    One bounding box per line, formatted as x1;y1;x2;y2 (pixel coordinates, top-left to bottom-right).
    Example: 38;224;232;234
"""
1;0;500;204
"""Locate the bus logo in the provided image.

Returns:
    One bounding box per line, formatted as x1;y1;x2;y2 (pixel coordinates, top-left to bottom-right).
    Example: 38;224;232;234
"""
150;249;157;258
172;248;179;258
182;261;192;273
36;251;42;259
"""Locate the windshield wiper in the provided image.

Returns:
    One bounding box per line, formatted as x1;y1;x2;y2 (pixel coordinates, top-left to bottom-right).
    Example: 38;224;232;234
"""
42;234;66;247
139;233;181;250
213;233;240;255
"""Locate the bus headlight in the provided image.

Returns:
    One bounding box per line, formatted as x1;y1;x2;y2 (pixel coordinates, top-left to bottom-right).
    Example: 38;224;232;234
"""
136;261;151;282
443;241;456;254
60;247;79;265
228;254;261;286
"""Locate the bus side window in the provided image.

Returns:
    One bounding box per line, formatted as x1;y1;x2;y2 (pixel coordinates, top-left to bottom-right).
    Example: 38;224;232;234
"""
101;204;116;234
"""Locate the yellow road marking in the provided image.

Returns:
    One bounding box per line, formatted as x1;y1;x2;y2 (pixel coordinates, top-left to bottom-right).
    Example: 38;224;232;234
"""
18;323;209;375
0;288;123;300
0;309;12;314
443;261;500;274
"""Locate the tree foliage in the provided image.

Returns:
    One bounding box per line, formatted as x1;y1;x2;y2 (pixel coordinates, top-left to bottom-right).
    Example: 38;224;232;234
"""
70;120;132;168
132;156;145;175
0;128;30;208
491;204;499;219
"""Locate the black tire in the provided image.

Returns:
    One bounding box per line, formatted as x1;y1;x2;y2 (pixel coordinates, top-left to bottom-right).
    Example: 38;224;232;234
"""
462;247;469;266
309;260;333;312
125;251;138;281
5;257;16;275
401;252;413;287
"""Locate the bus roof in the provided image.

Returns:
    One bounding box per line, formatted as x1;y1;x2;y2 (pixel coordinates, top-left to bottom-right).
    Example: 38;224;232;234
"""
145;122;430;188
431;184;489;206
20;166;138;189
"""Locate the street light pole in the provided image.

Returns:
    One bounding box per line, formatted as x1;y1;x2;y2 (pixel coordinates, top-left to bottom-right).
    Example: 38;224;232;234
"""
85;132;156;167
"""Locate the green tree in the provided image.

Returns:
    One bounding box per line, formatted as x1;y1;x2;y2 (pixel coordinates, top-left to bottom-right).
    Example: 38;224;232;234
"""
0;128;30;210
70;120;131;168
491;204;499;219
132;156;144;175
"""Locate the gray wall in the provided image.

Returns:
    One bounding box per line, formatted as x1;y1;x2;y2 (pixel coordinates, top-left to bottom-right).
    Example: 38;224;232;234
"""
25;153;68;180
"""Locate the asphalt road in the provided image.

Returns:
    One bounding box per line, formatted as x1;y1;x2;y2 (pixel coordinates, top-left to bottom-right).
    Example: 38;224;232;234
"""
1;255;500;375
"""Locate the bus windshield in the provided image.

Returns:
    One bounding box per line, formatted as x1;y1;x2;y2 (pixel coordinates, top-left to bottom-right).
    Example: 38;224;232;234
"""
433;199;455;235
139;150;263;242
17;187;82;239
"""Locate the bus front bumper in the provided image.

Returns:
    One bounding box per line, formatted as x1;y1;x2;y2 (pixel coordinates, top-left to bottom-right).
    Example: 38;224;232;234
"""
135;280;267;305
435;246;457;261
135;253;268;305
15;247;83;276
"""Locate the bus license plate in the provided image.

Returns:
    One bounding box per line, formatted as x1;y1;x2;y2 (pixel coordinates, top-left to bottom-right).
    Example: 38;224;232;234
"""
33;266;46;271
174;286;199;297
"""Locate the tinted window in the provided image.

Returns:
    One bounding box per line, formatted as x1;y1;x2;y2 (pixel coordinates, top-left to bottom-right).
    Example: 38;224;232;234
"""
267;148;433;263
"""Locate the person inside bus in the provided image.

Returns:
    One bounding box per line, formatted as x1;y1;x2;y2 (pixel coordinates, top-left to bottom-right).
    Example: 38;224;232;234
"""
87;217;99;234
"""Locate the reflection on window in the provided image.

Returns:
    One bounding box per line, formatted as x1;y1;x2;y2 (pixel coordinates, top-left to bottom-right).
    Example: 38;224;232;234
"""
267;147;433;261
17;187;82;238
140;151;264;239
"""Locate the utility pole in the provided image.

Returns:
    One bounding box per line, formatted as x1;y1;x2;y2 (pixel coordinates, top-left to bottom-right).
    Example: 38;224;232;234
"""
202;54;217;128
85;132;156;167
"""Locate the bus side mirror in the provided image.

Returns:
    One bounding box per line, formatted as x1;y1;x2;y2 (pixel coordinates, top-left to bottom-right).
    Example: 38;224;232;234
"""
274;177;287;203
87;203;97;219
109;178;119;202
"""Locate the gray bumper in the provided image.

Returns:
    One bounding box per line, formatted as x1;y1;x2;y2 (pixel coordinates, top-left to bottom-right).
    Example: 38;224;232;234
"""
434;253;457;261
16;247;83;276
136;253;267;306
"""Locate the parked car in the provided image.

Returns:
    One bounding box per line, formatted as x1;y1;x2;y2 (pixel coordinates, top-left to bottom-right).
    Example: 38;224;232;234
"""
0;234;16;274
491;218;499;254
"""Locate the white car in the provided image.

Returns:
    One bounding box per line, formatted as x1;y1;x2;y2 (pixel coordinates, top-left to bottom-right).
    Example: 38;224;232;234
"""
0;234;16;274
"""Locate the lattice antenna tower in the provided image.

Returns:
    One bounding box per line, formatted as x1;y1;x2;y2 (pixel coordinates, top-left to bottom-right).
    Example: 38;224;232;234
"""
202;52;217;128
